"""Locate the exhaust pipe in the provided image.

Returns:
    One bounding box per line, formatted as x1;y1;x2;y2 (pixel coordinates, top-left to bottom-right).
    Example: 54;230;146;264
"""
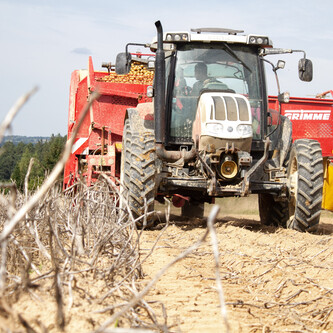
154;21;197;163
154;21;166;145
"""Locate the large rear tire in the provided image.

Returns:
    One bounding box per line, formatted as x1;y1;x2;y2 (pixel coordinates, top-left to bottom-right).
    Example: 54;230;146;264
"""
287;139;323;231
258;193;289;227
120;118;156;227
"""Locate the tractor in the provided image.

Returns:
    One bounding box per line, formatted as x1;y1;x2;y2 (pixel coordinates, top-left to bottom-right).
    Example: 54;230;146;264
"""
115;21;323;231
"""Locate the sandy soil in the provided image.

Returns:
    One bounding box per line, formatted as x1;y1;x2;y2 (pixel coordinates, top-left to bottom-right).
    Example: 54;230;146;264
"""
3;196;333;333
139;197;333;332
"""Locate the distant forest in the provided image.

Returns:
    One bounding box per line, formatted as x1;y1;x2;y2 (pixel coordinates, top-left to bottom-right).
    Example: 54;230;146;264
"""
0;135;51;146
0;134;67;190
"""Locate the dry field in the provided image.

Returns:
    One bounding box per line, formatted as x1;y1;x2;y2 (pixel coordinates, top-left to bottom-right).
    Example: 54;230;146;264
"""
0;185;332;333
142;198;333;332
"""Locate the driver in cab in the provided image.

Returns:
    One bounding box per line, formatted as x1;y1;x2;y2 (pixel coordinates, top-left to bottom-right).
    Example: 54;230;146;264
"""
191;62;229;96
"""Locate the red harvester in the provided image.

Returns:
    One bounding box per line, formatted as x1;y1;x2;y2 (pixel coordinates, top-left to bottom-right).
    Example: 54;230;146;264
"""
63;56;153;188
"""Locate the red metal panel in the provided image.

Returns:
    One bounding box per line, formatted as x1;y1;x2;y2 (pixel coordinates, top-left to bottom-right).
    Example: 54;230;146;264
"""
268;96;333;157
63;56;153;189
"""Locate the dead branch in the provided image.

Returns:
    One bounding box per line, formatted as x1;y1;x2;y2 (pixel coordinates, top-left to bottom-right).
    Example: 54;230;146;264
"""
0;91;100;243
207;205;230;333
24;158;35;200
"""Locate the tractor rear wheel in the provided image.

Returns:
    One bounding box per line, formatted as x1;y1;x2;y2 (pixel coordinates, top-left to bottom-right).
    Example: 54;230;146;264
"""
181;200;205;219
287;139;323;231
120;118;157;227
258;193;288;227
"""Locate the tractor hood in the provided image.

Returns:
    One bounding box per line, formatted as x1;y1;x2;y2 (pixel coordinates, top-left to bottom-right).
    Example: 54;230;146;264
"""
192;92;253;152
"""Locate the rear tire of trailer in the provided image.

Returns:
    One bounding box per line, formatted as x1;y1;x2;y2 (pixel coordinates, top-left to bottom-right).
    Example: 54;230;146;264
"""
121;118;157;228
258;193;288;227
181;200;205;219
287;139;323;232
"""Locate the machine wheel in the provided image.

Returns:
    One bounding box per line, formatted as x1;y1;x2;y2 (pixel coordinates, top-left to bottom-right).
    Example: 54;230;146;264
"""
121;118;157;227
181;200;205;219
258;193;289;227
287;139;323;232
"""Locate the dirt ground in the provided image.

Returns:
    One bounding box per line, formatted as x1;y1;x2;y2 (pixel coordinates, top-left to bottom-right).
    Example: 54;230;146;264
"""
139;196;333;332
4;195;333;333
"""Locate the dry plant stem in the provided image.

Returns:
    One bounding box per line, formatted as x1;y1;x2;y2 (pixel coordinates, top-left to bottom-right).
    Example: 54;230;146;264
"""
67;274;74;312
10;235;41;276
100;173;135;224
0;240;8;292
94;208;221;333
48;210;65;331
0;183;17;207
0;87;38;144
0;184;18;292
33;220;51;260
0;91;100;243
100;219;170;302
25;158;51;259
0;183;17;218
207;205;230;333
24;158;34;200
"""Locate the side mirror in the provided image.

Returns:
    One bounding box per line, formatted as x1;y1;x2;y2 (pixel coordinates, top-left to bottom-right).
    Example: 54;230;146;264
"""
298;58;313;82
115;52;132;75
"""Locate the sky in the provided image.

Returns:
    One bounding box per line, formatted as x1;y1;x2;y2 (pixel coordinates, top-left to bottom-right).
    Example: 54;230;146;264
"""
0;0;332;137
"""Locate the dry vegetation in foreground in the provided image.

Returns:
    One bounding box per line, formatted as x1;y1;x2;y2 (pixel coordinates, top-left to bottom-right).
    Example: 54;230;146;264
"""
0;179;171;332
0;90;225;332
0;90;332;333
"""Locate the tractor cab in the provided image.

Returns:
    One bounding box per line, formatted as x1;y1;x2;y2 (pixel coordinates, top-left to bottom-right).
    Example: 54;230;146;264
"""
158;30;269;147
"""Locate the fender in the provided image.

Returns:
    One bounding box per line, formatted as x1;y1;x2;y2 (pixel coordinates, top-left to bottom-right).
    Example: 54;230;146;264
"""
124;103;197;162
125;102;154;132
279;115;293;167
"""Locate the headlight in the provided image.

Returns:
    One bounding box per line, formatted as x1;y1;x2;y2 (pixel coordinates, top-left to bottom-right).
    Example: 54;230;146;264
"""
165;33;189;42
206;122;223;136
237;124;252;137
248;35;269;46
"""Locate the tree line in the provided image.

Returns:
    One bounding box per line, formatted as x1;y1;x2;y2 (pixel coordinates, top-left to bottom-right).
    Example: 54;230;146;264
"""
0;134;67;191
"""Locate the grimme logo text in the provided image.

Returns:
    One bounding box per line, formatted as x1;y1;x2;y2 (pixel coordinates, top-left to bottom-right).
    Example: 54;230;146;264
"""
284;110;331;120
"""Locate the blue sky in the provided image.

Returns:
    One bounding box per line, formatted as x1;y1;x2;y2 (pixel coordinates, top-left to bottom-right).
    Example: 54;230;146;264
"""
0;0;332;136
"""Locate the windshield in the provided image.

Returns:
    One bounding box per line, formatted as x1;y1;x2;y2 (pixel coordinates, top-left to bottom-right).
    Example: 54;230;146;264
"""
169;43;263;140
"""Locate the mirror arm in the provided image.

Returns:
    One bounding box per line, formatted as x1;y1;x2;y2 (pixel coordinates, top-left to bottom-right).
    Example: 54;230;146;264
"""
125;43;150;59
260;48;306;58
262;58;281;95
